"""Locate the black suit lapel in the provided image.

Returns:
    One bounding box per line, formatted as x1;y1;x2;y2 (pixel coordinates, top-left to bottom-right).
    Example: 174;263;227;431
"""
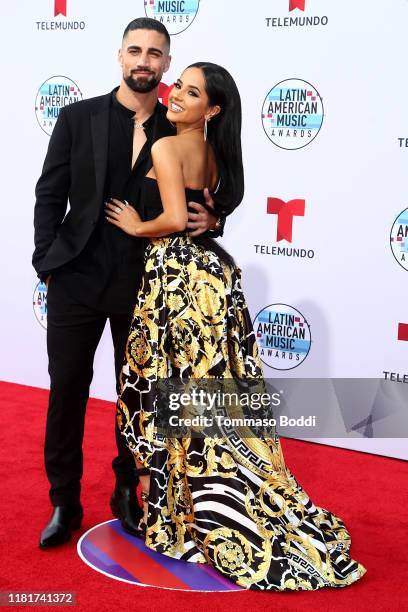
90;94;111;204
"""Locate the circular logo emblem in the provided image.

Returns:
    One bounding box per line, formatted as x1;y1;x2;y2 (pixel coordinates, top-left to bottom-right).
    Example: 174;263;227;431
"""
35;76;83;136
390;208;408;271
78;519;243;591
261;79;324;150
144;0;200;35
33;281;48;329
253;303;311;370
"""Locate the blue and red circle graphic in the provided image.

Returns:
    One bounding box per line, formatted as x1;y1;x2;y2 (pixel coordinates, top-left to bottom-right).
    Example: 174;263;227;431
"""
78;519;243;592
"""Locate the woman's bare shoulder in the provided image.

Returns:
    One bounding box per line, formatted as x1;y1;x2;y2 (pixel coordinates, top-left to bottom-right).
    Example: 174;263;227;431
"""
151;135;179;156
152;136;198;169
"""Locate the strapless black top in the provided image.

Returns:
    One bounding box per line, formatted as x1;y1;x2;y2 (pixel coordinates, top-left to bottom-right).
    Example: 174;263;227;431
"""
143;176;208;223
142;177;235;267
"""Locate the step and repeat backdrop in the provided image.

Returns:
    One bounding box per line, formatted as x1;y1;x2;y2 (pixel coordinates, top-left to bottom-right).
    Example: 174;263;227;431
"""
0;0;407;458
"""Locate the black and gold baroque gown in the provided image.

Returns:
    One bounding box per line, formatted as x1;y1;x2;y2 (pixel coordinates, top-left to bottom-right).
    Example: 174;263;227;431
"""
117;178;366;591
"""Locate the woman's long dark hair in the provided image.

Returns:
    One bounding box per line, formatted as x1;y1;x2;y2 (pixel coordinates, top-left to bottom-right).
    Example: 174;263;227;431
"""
187;62;244;217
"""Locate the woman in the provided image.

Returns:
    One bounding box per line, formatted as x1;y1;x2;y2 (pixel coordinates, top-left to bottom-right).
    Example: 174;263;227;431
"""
105;62;366;591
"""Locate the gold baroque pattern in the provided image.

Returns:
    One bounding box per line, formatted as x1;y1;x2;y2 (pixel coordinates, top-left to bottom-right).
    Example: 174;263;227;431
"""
117;234;366;591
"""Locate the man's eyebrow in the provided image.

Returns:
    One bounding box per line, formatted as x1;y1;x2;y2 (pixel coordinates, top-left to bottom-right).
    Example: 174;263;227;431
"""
177;78;201;93
127;45;163;55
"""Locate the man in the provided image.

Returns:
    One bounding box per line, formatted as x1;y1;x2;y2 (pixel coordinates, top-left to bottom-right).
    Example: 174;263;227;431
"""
33;17;223;549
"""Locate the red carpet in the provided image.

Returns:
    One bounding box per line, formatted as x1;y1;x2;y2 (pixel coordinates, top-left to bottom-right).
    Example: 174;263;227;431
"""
0;381;407;611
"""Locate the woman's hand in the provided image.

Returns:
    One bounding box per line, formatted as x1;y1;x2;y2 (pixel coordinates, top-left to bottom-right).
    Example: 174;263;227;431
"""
105;198;142;236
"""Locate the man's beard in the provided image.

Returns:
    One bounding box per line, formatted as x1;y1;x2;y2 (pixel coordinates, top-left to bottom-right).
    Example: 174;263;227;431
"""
124;71;160;93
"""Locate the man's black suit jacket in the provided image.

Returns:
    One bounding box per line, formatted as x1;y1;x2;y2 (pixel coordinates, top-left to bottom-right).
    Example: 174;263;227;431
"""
32;90;175;279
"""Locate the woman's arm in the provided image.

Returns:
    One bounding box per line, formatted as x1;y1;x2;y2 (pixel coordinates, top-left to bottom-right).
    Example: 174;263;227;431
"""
105;137;188;238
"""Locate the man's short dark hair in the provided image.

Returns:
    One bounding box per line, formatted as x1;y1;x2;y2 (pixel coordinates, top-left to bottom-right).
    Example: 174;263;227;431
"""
123;18;171;48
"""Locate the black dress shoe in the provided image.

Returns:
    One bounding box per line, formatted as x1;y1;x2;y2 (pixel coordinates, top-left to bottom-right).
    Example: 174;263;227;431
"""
110;484;143;536
39;504;83;550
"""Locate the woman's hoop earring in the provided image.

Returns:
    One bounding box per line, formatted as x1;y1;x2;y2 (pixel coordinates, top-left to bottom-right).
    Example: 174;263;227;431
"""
204;117;208;142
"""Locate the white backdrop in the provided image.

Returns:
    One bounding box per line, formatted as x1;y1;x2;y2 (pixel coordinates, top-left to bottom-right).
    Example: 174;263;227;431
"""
1;0;407;459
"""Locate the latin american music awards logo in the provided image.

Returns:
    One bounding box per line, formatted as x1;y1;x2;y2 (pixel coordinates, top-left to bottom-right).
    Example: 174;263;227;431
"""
253;304;311;370
262;79;324;150
35;76;83;136
144;0;200;35
33;281;48;329
390;208;408;271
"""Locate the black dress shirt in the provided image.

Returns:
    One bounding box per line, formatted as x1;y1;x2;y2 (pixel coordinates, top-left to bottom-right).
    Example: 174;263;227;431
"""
54;93;157;314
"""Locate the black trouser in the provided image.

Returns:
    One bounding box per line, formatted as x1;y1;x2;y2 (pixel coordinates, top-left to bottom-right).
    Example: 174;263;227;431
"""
45;274;135;506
